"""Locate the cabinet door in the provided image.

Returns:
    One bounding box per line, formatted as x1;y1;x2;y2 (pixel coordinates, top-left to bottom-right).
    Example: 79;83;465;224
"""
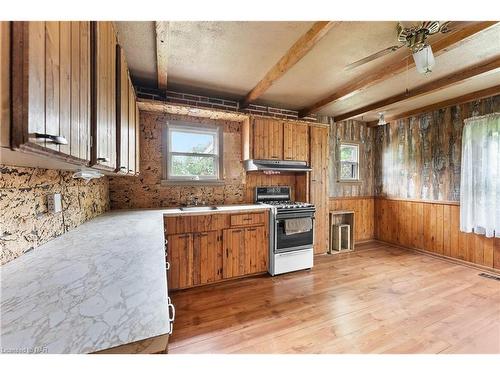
127;79;137;175
223;228;246;278
193;231;223;285
252;117;283;160
283;121;309;162
244;226;268;274
0;22;10;146
310;125;329;254
11;21;91;163
135;102;140;174
92;21;117;170
116;45;129;173
167;234;193;289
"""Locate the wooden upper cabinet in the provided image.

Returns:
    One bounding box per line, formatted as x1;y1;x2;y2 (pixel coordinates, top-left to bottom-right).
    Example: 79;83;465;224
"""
252;117;283;160
11;21;91;163
116;44;139;176
283;121;309;162
127;80;137;175
0;22;10;147
116;45;129;174
92;21;117;171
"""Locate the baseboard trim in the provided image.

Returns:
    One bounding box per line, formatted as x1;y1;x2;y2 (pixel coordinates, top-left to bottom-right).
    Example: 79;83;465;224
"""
374;239;500;275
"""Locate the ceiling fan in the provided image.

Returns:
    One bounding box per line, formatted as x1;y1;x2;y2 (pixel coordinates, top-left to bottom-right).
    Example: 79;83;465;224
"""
345;21;462;75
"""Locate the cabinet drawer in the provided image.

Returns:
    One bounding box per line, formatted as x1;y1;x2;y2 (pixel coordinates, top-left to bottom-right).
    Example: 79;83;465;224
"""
230;212;265;227
165;214;229;234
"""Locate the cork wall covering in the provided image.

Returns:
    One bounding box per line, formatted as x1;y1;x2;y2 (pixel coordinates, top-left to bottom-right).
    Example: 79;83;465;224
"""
0;165;109;265
109;111;302;209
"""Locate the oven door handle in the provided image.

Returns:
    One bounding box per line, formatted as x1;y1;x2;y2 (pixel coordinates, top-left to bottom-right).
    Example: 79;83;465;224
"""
276;213;315;220
277;249;312;256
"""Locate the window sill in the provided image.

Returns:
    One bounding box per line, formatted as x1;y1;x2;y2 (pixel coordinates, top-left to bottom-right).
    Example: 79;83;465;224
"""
161;179;226;186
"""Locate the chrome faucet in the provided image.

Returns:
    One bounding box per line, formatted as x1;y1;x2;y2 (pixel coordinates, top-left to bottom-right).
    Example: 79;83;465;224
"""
186;196;206;207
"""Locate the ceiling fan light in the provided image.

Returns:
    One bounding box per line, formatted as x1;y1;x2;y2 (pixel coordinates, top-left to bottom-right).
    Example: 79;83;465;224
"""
413;45;435;75
377;113;387;126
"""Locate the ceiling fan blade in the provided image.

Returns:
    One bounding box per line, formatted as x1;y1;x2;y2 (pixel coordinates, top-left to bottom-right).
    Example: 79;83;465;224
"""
345;44;405;71
439;21;476;33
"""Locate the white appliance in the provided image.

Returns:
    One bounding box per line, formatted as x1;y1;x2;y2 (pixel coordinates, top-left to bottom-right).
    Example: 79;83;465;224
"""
255;186;315;276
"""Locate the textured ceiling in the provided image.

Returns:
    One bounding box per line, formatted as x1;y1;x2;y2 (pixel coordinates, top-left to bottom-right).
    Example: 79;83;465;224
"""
116;21;500;119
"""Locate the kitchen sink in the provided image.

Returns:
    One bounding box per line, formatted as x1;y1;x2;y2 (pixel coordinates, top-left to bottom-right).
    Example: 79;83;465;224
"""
179;206;218;211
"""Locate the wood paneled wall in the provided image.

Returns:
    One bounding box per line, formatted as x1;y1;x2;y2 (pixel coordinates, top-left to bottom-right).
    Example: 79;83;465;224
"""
375;198;500;270
374;95;500;201
329;119;375;197
329;197;374;241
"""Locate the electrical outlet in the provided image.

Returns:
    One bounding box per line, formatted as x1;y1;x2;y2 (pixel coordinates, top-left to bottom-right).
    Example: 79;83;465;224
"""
47;193;62;213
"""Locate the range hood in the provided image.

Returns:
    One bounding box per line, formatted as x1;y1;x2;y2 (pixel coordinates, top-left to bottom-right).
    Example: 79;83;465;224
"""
244;159;312;172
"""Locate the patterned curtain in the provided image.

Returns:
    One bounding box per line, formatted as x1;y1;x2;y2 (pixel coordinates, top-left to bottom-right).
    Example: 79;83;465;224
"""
460;113;500;237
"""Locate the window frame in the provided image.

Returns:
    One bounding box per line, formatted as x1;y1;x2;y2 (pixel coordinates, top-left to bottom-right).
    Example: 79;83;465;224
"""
162;121;224;183
338;142;360;182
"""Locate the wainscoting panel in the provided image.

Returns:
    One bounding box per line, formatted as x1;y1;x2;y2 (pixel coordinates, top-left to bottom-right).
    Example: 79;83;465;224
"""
375;197;500;270
329;196;374;242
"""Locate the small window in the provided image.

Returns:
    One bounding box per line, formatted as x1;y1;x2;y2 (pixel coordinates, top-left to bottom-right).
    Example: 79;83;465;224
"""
164;122;222;181
339;143;359;181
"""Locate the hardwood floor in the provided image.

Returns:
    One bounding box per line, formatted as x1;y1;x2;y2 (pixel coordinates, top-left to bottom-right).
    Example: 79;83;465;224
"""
169;241;500;354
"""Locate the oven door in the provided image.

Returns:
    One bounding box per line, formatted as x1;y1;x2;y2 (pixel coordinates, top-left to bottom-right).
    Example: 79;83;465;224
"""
275;210;315;254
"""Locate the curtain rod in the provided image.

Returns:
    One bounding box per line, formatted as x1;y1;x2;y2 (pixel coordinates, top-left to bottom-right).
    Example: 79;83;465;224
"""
463;112;500;123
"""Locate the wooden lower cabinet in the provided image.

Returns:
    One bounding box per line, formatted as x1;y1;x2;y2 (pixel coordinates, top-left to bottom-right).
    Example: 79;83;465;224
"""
167;233;193;289
193;231;223;285
223;228;246;278
165;212;269;290
223;226;268;279
167;231;223;289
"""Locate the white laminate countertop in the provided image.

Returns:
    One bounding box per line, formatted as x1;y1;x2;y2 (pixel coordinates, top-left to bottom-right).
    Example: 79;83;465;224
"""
162;204;271;216
0;209;171;354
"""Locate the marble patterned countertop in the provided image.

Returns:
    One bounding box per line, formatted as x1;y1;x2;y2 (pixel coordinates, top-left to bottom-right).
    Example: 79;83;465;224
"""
0;209;171;354
162;203;271;216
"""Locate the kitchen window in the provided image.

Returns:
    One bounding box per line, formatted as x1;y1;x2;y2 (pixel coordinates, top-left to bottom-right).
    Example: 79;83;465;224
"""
339;143;359;181
163;122;223;182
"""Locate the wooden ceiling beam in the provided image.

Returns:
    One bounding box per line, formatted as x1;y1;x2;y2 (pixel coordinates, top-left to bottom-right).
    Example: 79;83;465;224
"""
155;21;169;90
367;84;500;127
334;55;500;122
240;21;338;109
298;21;498;118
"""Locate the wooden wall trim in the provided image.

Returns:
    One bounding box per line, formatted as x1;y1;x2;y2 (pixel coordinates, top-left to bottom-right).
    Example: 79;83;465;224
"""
330;196;374;201
376;239;500;276
375;196;460;206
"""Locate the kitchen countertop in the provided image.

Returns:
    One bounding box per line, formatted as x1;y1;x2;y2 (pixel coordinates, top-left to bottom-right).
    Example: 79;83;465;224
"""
0;209;170;354
162;203;271;216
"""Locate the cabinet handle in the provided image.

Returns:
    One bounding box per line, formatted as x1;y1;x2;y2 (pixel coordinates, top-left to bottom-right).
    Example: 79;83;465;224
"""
119;166;127;170
226;248;228;257
128;169;134;172
178;234;190;238
166;261;170;270
34;133;68;145
232;230;242;233
167;298;175;334
242;218;252;221
198;233;208;237
271;155;279;158
97;157;109;163
247;228;257;232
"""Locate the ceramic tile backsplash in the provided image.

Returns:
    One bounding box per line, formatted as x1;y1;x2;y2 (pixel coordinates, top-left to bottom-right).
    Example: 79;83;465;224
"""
0;165;109;265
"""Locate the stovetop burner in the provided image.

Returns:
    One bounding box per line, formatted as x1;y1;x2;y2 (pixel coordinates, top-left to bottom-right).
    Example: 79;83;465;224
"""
264;200;314;209
255;186;315;210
